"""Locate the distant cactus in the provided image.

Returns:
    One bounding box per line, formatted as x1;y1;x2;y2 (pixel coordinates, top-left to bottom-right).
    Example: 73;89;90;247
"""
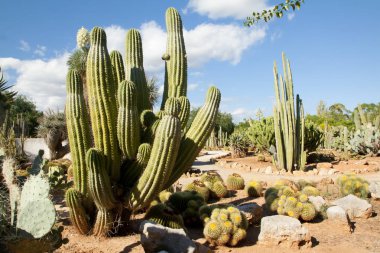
272;53;306;172
337;174;369;198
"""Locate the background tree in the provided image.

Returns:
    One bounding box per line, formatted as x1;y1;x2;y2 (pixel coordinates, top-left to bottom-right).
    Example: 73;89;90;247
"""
147;76;160;107
7;95;43;137
245;0;305;27
188;108;234;134
0;67;17;125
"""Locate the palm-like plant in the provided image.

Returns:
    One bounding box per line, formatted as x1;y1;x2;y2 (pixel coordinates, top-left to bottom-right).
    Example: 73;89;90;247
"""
147;76;160;107
0;67;17;125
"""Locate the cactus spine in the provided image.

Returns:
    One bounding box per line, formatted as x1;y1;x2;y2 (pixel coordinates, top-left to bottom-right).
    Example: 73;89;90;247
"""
65;8;221;236
273;53;306;172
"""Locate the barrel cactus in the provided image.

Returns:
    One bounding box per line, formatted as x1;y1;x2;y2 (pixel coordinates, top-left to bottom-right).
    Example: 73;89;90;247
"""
337;174;369;198
226;173;245;190
65;7;221;236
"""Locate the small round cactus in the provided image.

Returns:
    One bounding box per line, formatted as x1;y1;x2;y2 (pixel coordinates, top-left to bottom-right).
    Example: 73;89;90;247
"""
204;220;222;240
245;180;263;197
226;173;245;190
183;180;210;202
302;186;320;196
212;181;228;198
300;202;316;221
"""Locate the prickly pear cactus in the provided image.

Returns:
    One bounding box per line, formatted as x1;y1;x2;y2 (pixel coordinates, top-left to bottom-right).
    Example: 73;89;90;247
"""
65;7;221;236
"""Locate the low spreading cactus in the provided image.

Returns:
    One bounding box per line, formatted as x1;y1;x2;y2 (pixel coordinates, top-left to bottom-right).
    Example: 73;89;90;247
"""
337;174;369;198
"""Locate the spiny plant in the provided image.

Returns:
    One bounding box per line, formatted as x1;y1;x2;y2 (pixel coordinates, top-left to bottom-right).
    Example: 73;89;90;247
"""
65;7;221;236
183;180;210;202
144;203;185;230
201;205;248;247
245;180;263;197
226;173;245;190
272;53;306;172
347;124;380;156
228;132;249;158
337;174;369;199
200;171;228;199
246;117;275;153
354;104;380;130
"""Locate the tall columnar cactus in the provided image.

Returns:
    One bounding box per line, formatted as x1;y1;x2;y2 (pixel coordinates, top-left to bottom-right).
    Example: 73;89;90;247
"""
163;7;187;100
125;29;151;112
65;7;221;236
272;53;306;172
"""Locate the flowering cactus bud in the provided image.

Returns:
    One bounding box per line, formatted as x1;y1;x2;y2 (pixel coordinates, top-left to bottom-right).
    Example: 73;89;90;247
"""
77;27;90;50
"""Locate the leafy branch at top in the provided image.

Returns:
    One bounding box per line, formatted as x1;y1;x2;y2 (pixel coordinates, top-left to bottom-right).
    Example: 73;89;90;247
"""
244;0;305;27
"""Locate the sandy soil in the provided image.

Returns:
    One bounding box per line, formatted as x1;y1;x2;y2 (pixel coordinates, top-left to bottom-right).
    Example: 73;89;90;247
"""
54;152;380;253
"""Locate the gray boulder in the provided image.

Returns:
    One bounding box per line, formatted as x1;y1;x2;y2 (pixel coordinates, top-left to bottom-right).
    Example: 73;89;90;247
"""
327;206;348;221
369;181;380;199
140;221;197;253
332;194;372;219
258;215;311;249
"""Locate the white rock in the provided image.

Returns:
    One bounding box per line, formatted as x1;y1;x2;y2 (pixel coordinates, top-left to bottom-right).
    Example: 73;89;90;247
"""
258;215;311;249
318;168;329;176
140;221;197;253
332;194;372;219
308;196;326;212
265;166;273;174
328;169;339;175
369;181;380;199
327;206;348;221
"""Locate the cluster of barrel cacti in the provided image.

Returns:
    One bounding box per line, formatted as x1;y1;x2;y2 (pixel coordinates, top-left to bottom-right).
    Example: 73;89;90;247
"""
226;173;245;190
337;174;369;198
65;7;221;236
183;180;210;201
167;191;205;226
245;180;263;197
144;203;185;230
265;181;319;221
272;53;306;172
201;205;248;246
200;171;228;198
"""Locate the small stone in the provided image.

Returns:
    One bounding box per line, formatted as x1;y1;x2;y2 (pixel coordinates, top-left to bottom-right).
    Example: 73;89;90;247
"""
318;168;329;176
327;206;348;221
369;181;380;200
354;159;369;166
332;194;373;219
328;169;339;175
258;215;311;249
317;162;333;169
265;166;273;174
308;196;326;212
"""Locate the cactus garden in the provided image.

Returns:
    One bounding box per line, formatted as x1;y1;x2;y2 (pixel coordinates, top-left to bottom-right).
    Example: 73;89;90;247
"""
1;1;380;253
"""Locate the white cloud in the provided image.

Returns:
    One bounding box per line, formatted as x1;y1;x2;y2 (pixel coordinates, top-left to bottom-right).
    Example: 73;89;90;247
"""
34;45;47;57
186;0;270;20
188;83;199;91
231;107;247;116
19;40;30;52
105;21;266;72
0;53;69;111
287;13;295;21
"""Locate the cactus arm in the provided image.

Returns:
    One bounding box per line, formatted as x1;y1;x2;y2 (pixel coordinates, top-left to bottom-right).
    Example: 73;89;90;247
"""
178;96;190;130
117;80;140;159
86;148;117;210
65;188;90;235
165;7;187;98
66;70;91;194
126;115;182;210
110;50;125;88
125;29;151;112
165;87;221;188
86;27;121;180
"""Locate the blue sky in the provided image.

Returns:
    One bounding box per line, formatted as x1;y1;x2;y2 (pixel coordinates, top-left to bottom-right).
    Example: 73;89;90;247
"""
1;0;379;122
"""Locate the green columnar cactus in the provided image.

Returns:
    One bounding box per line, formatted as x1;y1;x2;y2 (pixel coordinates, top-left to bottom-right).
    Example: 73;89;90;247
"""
178;96;190;129
110;50;125;88
117;81;140;159
66;70;91;195
164;7;187;99
165;87;221;188
125;29;151;112
273;53;306;172
65;8;221;236
127;115;182;210
65;189;90;234
86;27;121;180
